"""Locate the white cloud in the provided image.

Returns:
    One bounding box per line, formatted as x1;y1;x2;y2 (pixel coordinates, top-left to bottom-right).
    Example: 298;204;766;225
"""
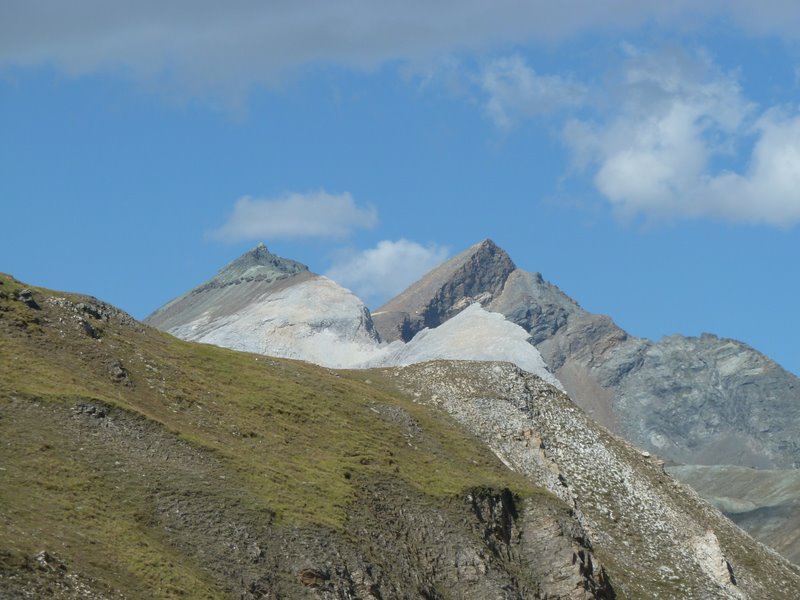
325;239;449;307
562;47;800;227
480;55;585;128
211;192;378;241
4;2;800;96
703;110;800;225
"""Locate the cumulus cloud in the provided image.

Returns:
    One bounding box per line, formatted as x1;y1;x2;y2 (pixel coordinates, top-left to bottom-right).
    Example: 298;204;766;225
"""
480;55;586;128
211;192;378;241
3;2;800;95
325;239;449;307
703;110;800;225
563;47;800;227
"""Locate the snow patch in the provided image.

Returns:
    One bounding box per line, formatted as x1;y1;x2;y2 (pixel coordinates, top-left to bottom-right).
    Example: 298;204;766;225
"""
168;277;381;369
171;281;562;388
370;304;563;389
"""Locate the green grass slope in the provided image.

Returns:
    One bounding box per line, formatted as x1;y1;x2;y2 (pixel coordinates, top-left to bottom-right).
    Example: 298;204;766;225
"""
0;274;565;598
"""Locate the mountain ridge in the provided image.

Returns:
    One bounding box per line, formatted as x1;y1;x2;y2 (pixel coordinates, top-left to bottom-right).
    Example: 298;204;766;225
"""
375;239;800;470
140;239;800;564
373;238;800;563
144;245;383;368
195;241;309;289
145;244;563;382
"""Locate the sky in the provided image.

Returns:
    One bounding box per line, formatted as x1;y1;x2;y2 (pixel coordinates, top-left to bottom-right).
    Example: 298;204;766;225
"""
2;2;800;375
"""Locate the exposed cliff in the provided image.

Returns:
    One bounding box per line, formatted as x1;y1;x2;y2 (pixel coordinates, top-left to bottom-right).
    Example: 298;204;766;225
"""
373;239;516;342
389;361;800;598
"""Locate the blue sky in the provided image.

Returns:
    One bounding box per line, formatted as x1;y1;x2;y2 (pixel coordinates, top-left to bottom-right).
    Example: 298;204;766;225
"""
2;2;800;375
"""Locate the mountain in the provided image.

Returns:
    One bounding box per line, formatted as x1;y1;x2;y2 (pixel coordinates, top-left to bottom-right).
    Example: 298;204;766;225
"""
147;245;562;385
3;273;800;598
0;273;606;598
374;239;800;468
145;243;382;368
374;238;800;560
372;238;517;343
144;240;800;563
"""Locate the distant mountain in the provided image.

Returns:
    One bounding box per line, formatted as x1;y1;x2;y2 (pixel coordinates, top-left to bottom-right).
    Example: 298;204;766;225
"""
147;244;561;385
375;239;800;471
375;238;800;562
373;238;516;343
3;273;799;598
146;243;382;368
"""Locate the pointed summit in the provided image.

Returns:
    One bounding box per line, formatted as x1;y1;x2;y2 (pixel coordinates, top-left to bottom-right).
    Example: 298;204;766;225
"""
202;243;309;290
145;243;313;331
372;238;516;342
144;244;383;368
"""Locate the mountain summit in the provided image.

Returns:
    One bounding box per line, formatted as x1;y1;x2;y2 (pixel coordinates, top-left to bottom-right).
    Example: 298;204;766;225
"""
145;244;381;368
199;242;308;289
373;239;516;342
376;238;800;470
146;243;312;332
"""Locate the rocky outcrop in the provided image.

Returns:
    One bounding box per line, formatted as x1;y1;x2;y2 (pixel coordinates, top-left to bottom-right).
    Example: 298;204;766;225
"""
391;361;800;598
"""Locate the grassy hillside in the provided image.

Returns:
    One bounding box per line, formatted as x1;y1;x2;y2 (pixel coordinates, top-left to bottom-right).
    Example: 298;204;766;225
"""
0;274;553;598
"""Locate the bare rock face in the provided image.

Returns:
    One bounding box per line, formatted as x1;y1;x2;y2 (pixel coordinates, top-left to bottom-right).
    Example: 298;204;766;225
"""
373;239;516;342
608;334;800;469
391;361;800;599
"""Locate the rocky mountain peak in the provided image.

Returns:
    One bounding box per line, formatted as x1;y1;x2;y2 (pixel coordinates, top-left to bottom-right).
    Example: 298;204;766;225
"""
373;239;517;342
201;243;309;291
144;243;313;332
468;238;515;269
